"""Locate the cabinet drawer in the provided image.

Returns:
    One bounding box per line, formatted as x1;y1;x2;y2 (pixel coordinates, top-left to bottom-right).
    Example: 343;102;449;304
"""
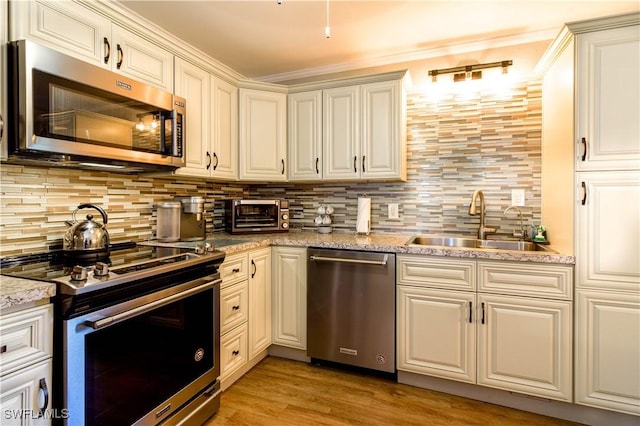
397;255;476;291
220;323;248;380
220;280;248;334
220;252;249;287
0;359;52;425
0;305;53;377
478;261;573;300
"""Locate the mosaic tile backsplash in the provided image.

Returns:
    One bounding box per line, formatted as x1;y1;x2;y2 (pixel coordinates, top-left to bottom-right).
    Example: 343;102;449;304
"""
0;79;542;256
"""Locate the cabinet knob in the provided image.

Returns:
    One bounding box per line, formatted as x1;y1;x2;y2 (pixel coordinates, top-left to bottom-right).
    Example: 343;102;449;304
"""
232;305;240;311
232;350;240;356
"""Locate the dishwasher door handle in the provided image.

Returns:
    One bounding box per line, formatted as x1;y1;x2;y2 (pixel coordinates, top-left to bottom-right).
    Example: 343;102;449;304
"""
309;254;388;266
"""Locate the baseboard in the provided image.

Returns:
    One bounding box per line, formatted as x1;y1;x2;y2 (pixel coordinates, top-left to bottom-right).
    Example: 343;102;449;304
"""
398;371;639;426
268;344;310;362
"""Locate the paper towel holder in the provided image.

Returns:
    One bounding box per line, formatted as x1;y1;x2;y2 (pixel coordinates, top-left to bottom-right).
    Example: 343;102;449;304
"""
356;194;371;236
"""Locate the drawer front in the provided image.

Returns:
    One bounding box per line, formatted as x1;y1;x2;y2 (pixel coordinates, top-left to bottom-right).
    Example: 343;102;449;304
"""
220;323;248;380
220;252;249;288
478;261;573;300
397;255;476;291
0;359;52;425
0;305;53;377
220;281;249;334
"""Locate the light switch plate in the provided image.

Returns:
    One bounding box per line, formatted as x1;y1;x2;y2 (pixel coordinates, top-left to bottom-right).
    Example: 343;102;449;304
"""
388;203;399;219
511;189;525;206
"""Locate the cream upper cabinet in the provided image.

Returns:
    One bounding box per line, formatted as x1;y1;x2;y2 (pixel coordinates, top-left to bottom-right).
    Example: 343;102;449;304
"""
576;25;640;171
210;77;239;180
174;57;211;175
10;0;173;90
248;247;272;360
239;88;287;181
271;247;307;350
575;289;640;416
323;85;361;180
361;79;406;180
288;91;323;181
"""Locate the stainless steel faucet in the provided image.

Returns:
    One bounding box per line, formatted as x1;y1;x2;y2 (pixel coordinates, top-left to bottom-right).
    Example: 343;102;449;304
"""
468;190;496;240
504;206;525;240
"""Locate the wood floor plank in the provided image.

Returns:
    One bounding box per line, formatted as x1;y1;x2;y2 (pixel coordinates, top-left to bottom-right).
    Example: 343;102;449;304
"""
206;357;583;425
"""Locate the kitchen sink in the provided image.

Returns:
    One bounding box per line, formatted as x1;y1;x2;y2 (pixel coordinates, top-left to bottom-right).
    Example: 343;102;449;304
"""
406;235;553;252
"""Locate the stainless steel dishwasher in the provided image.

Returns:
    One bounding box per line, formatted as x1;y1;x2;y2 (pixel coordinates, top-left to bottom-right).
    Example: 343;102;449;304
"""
307;248;396;373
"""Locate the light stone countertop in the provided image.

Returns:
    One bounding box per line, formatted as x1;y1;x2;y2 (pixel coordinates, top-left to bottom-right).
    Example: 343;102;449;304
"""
1;231;575;310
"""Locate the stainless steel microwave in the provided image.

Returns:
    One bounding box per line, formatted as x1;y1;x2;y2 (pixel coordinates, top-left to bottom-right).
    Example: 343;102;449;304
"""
5;40;185;172
225;199;290;234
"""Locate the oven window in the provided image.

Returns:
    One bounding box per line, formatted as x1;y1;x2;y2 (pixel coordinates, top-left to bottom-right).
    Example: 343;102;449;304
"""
84;289;214;425
235;204;277;227
32;69;174;155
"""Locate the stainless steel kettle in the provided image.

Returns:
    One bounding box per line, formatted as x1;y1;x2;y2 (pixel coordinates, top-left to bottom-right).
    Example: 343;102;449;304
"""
63;204;110;257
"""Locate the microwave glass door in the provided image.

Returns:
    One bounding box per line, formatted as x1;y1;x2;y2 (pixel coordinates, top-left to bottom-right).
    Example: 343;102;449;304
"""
32;70;175;155
235;204;278;228
83;288;214;425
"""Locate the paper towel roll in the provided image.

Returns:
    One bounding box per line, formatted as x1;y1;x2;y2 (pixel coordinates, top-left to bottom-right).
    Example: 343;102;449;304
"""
356;197;371;234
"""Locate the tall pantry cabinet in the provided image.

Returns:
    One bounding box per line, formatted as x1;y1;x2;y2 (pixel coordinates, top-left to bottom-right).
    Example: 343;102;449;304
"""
539;12;640;416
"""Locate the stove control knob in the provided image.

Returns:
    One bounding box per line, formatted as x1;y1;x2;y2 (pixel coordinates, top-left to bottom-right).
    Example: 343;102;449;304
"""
94;262;109;277
70;266;89;282
282;222;289;229
205;243;214;252
282;214;289;220
194;245;205;255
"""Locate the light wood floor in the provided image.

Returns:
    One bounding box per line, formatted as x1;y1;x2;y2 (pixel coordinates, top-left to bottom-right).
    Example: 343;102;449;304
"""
206;356;583;425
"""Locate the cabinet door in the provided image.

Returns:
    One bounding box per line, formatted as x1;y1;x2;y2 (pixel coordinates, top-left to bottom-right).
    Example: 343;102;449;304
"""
211;77;238;180
477;294;572;401
174;58;211;176
576;171;640;293
10;0;111;66
248;248;272;359
361;80;406;180
110;24;173;91
288;91;322;181
239;89;287;181
397;286;476;383
575;289;640;415
576;25;640;171
0;360;52;426
271;247;307;350
323;85;360;180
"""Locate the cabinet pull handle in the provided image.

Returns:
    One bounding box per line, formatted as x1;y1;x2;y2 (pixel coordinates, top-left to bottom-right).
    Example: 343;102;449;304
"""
580;137;587;162
38;378;49;418
581;181;587;205
354;156;357;172
213;152;219;170
468;301;473;323
232;268;240;273
116;44;123;69
0;344;6;353
251;259;256;278
0;113;4;141
232;305;240;311
316;157;319;174
281;159;285;175
103;37;111;64
362;155;366;173
481;302;486;325
232;350;240;356
206;152;212;170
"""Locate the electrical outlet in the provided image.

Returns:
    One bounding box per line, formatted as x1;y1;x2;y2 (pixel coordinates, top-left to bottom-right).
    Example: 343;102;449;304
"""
511;189;525;206
388;203;399;219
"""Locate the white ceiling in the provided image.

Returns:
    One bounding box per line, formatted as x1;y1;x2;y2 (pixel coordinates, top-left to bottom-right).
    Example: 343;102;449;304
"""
119;1;639;84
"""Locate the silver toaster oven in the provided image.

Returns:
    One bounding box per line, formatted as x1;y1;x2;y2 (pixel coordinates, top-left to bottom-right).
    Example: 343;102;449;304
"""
225;200;290;234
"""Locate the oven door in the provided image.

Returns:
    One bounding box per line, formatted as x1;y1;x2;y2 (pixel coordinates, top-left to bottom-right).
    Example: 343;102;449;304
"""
62;276;220;425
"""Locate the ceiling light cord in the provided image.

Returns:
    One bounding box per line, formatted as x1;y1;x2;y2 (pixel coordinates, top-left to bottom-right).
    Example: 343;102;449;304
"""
325;0;330;38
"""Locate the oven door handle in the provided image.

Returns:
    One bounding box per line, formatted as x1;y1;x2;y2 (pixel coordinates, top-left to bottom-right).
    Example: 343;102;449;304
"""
84;276;220;330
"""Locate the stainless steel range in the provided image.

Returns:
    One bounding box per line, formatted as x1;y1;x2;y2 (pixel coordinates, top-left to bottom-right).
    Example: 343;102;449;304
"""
1;242;225;425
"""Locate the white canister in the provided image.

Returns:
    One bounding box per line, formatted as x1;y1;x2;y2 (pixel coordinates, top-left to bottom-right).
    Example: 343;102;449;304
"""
156;201;181;242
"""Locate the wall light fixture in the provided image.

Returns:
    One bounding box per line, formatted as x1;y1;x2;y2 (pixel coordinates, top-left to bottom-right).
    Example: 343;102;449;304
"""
429;60;513;83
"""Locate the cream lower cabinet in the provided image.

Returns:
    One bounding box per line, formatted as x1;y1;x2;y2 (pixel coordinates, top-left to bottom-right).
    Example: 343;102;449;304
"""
247;247;272;360
397;256;573;402
0;304;53;425
575;289;640;415
271;247;307;350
